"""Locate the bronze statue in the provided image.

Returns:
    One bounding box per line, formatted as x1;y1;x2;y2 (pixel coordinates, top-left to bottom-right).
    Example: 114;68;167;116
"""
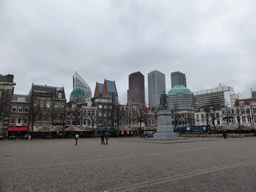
160;91;167;110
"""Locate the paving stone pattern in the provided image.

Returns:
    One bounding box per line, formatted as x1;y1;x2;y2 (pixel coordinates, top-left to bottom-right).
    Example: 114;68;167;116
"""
1;137;256;192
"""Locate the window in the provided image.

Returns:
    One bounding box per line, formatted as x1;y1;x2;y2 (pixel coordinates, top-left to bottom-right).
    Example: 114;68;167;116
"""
17;117;21;124
72;104;77;108
54;104;58;108
10;118;15;124
12;106;17;112
247;116;251;123
23;118;28;124
24;107;29;112
40;101;44;108
58;92;62;98
46;102;51;108
18;106;23;112
98;105;102;109
104;105;108;109
242;116;246;123
104;111;107;117
0;91;2;99
98;111;102;117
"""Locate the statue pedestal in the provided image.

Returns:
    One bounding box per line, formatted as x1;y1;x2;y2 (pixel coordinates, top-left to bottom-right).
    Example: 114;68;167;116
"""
153;111;181;140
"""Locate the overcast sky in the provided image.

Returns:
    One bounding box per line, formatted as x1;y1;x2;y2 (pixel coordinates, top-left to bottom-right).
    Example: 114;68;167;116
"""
1;0;256;104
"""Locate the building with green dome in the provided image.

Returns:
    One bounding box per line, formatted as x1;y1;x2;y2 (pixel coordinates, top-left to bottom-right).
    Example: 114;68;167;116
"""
167;85;194;110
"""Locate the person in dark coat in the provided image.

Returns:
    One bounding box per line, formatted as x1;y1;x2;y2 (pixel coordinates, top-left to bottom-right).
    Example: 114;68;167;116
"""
101;133;105;145
105;132;109;145
75;134;79;145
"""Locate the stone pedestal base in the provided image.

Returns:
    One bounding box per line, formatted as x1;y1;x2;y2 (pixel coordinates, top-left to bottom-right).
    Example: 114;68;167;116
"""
152;110;182;140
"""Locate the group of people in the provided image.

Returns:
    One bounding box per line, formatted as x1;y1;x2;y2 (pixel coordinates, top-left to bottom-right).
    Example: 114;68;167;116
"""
74;132;109;146
101;132;109;145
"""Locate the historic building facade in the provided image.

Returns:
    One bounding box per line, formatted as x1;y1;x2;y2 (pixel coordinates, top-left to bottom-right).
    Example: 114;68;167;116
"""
92;79;118;130
29;84;66;134
8;94;30;136
0;74;16;136
194;98;256;131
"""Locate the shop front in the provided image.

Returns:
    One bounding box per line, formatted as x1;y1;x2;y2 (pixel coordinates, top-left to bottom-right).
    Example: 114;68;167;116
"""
7;127;28;138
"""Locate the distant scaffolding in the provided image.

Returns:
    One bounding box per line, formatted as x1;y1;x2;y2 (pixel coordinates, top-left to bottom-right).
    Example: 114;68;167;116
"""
73;72;92;98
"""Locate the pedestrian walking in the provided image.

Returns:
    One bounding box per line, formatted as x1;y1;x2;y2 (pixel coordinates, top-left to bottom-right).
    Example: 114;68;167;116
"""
101;133;105;145
105;132;109;145
223;131;228;139
75;134;79;145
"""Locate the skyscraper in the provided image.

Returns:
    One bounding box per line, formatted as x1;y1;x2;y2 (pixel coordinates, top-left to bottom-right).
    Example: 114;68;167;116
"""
171;71;186;88
148;70;166;108
73;72;92;98
127;72;145;104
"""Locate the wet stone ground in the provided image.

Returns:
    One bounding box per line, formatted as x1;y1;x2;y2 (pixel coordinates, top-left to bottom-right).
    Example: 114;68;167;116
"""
1;137;256;192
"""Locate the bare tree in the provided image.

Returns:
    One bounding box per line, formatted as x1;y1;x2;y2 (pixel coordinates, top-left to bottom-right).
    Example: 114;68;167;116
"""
111;103;125;137
235;105;244;135
28;91;41;137
134;104;147;137
170;105;179;131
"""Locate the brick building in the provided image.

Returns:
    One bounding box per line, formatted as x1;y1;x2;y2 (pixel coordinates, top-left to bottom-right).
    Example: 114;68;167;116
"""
0;74;16;136
8;94;30;136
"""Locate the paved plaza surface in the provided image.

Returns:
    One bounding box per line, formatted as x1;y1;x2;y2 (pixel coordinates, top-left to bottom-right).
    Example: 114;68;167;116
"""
1;137;256;192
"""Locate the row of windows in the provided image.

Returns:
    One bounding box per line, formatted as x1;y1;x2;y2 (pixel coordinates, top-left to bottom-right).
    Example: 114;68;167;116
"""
98;104;112;109
34;102;64;109
12;106;29;113
67;119;95;126
10;117;28;124
66;110;97;117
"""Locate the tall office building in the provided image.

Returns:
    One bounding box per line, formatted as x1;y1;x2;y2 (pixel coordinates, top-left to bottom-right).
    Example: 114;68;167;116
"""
171;71;186;88
148;70;166;108
127;72;145;104
73;72;92;98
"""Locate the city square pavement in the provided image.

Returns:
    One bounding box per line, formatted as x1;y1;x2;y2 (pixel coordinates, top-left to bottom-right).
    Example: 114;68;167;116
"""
1;136;256;192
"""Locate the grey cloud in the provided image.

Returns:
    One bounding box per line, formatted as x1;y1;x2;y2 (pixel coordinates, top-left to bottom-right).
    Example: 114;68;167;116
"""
1;0;256;103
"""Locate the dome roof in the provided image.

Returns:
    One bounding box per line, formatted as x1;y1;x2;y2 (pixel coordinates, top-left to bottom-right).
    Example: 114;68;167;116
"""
70;88;87;100
167;85;192;95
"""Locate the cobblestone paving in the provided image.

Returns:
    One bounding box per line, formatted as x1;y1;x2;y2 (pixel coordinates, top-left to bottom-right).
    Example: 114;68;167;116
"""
1;137;256;192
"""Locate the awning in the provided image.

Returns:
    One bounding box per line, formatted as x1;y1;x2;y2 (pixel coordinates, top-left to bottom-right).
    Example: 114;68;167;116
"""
8;127;28;131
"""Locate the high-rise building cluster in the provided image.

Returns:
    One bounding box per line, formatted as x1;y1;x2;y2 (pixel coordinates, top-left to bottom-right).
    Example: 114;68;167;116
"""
1;70;256;138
